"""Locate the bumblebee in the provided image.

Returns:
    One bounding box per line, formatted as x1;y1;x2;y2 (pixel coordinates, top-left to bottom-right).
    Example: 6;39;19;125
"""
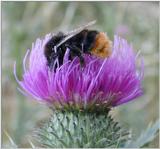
44;21;112;70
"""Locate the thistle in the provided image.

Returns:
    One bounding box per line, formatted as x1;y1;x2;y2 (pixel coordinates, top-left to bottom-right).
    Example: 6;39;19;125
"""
14;33;144;148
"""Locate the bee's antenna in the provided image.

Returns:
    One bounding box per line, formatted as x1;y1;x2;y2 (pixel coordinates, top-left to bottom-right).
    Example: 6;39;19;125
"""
56;20;97;48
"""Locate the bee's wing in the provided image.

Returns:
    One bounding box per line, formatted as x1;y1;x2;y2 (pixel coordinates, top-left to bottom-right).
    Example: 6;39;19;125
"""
56;20;96;48
65;20;97;36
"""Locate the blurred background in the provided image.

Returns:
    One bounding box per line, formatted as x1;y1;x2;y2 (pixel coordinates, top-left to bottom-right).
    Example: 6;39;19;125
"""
2;1;159;148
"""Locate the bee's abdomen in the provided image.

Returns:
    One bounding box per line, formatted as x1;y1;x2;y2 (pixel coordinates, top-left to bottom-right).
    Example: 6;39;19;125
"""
91;32;112;58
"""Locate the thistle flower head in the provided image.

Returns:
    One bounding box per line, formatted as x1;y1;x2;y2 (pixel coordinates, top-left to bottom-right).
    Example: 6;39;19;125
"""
14;33;143;111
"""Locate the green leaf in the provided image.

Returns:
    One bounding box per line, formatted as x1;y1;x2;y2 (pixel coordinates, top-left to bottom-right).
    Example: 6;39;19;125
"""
124;120;159;148
28;139;36;149
3;130;18;148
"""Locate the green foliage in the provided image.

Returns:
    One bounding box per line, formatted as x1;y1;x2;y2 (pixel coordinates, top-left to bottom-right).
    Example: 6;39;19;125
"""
3;130;36;148
124;120;159;148
4;118;159;148
35;111;129;148
3;130;18;148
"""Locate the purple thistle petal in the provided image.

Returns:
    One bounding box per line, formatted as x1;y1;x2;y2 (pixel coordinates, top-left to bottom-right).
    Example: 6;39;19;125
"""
14;34;144;109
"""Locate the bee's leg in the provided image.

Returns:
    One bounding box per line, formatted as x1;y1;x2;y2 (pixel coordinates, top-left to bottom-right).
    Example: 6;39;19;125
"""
65;44;85;66
78;54;85;67
49;52;59;70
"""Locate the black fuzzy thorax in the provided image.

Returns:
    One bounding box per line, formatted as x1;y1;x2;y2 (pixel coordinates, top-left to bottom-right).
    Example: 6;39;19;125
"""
44;30;98;70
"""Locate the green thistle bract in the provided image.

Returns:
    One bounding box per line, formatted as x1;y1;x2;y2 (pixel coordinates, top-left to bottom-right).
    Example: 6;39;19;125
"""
35;110;129;148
